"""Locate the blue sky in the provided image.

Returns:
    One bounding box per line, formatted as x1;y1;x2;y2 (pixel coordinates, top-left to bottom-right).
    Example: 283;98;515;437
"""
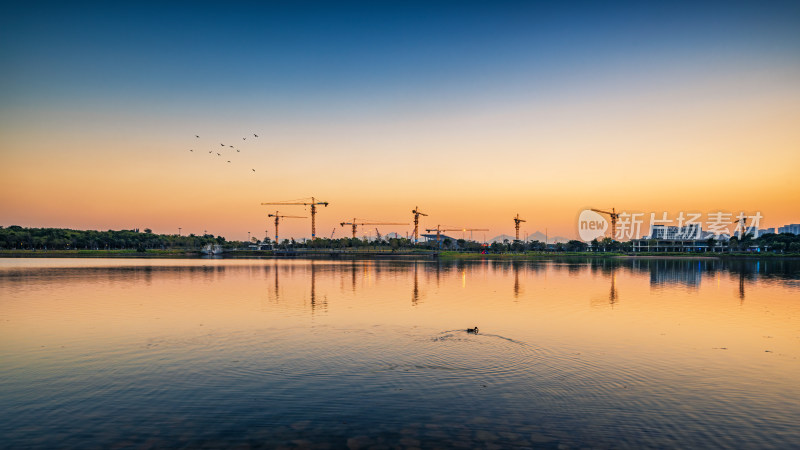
4;1;798;111
2;1;799;238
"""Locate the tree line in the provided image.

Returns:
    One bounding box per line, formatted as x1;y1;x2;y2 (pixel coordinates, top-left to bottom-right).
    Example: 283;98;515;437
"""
0;226;239;251
3;225;799;253
268;236;624;252
276;233;800;254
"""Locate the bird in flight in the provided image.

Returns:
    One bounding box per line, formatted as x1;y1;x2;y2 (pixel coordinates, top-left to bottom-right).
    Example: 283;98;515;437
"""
220;143;225;147
254;134;258;137
236;149;240;152
189;149;193;152
251;169;256;172
216;153;221;156
229;145;233;148
195;135;200;138
243;137;246;141
227;160;231;163
208;151;212;154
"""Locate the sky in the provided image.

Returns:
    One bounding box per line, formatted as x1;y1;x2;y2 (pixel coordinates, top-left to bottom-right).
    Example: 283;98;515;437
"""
1;1;799;241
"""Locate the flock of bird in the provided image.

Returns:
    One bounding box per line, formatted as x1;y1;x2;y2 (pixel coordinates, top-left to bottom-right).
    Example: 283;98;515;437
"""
188;133;260;173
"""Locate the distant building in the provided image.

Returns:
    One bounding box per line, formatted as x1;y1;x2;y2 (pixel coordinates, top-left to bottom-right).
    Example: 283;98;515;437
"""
421;233;460;248
778;224;800;235
634;223;734;252
632;238;728;253
648;223;702;240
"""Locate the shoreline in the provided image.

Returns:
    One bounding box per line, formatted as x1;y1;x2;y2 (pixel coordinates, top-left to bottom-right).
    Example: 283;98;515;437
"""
1;249;798;260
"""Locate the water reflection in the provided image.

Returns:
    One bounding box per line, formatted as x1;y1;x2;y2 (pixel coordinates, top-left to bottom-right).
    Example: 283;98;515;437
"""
249;257;800;313
3;258;798;308
1;257;799;449
609;266;618;306
646;259;703;288
412;261;422;306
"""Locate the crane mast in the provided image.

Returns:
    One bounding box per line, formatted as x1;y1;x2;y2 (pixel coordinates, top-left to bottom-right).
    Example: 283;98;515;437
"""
590;208;620;240
267;211;306;243
411;206;428;244
261;197;328;240
513;214;527;241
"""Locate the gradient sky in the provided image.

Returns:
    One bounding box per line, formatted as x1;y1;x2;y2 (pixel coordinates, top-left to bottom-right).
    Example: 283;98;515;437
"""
2;1;799;241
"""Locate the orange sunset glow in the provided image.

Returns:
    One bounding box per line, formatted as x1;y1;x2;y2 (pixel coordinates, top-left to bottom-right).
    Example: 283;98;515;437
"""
2;4;798;240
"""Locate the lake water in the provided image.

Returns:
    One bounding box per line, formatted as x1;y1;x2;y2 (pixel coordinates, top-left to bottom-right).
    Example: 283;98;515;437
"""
1;257;799;449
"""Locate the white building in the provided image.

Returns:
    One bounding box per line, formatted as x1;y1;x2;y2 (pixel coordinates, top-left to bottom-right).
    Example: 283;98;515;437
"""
648;223;702;240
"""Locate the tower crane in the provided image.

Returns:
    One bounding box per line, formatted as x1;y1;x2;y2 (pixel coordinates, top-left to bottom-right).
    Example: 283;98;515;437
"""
339;219;408;239
424;225;489;248
734;214;749;238
411;206;428;244
261;197;328;240
267;211;307;243
591;208;620;240
513;213;526;241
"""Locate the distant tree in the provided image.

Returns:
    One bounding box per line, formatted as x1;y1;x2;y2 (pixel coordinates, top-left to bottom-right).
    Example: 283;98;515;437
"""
144;228;152;234
706;237;716;253
527;240;545;251
566;240;587;252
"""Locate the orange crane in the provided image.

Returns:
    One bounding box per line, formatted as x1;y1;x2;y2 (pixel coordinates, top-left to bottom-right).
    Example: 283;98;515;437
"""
267;211;307;243
411;206;428;244
339;219;408;238
734;214;748;238
425;225;489;248
513;213;526;241
261;197;328;240
591;208;620;240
